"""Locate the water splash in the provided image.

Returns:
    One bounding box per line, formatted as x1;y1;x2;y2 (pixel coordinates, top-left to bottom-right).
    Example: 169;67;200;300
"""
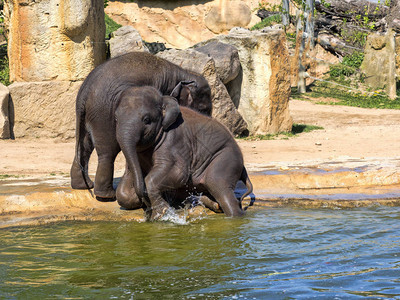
159;207;188;225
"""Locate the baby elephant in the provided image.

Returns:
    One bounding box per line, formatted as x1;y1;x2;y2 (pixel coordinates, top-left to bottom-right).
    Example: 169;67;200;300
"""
116;87;253;220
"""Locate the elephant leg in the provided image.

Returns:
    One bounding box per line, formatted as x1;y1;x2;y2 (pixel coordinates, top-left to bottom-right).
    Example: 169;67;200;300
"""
70;131;94;189
145;164;185;221
116;164;144;210
202;154;245;217
93;145;120;201
203;187;244;217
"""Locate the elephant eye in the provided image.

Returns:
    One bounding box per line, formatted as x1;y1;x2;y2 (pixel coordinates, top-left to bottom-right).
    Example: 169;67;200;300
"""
142;116;151;125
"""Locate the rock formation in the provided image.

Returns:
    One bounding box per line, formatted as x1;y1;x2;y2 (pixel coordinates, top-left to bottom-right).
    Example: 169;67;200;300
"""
109;26;149;58
197;28;293;135
8;81;81;139
361;32;396;91
0;83;11;139
4;0;106;81
3;0;107;139
105;0;261;49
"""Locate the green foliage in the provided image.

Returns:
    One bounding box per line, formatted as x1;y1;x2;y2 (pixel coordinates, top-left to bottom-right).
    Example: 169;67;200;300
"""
105;13;122;38
342;51;364;69
291;124;324;134
0;174;22;179
0;44;9;86
251;14;282;30
104;0;109;8
328;52;365;85
292;83;400;109
238;123;323;140
329;64;355;78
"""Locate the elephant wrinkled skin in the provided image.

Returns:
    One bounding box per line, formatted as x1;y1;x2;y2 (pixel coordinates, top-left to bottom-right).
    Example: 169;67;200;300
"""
70;52;212;201
115;87;253;220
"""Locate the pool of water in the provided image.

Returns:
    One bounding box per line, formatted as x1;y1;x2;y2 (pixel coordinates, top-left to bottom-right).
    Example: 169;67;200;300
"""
1;207;399;299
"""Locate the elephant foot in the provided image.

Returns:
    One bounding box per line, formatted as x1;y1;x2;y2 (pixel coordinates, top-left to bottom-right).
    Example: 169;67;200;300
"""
117;197;143;210
149;202;170;221
199;196;223;213
94;188;116;202
96;195;116;202
70;164;94;190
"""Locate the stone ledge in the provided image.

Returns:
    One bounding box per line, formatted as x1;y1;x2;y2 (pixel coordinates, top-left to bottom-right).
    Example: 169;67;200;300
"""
1;163;400;228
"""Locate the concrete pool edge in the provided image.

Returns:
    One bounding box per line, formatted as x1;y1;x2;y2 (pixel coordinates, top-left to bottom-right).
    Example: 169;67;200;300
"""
1;162;400;228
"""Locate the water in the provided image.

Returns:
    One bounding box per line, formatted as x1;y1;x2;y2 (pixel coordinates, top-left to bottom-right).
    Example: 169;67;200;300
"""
1;207;399;299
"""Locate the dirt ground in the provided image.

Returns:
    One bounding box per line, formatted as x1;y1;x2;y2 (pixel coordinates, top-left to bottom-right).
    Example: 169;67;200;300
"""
1;99;400;177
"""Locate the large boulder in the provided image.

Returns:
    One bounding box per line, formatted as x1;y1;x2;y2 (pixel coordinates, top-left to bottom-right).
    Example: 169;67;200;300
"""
0;83;11;139
8;81;81;139
195;41;243;109
105;0;261;49
198;28;293;135
109;26;149;58
157;48;248;136
4;0;106;81
195;41;241;85
204;1;252;34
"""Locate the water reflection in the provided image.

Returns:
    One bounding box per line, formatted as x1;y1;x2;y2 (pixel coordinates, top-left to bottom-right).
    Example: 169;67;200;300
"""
0;207;399;299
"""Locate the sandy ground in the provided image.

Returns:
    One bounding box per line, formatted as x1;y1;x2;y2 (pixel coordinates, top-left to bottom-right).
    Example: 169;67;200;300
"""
1;99;400;177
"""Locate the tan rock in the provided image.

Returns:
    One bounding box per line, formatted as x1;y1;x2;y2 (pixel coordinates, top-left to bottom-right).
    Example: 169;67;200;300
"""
105;0;263;49
8;81;82;139
0;83;11;139
4;0;106;82
203;28;293;135
109;26;149;58
204;1;251;34
361;33;393;90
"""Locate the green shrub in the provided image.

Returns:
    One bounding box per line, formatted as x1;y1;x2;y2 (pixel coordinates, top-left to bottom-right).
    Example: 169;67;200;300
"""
105;13;122;38
342;51;364;69
0;43;9;86
251;14;282;30
329;64;355;78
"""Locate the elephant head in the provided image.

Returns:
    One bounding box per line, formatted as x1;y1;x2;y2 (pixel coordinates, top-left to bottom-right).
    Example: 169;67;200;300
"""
170;77;212;116
115;86;181;200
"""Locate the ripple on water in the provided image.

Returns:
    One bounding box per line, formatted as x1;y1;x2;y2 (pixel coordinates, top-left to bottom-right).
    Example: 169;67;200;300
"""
0;207;399;299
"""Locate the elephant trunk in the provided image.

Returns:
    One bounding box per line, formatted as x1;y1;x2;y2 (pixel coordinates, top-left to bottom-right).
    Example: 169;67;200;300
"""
117;128;146;201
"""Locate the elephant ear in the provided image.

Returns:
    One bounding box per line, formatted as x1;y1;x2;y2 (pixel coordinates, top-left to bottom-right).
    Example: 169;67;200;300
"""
162;96;181;130
170;81;197;107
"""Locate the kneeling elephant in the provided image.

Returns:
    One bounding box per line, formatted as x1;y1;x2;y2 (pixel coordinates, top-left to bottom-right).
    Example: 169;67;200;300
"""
115;86;253;220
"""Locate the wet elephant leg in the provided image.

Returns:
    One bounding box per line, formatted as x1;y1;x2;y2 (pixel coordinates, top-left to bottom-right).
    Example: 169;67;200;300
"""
204;187;244;217
145;164;185;221
71;131;94;189
116;164;144;210
202;153;244;217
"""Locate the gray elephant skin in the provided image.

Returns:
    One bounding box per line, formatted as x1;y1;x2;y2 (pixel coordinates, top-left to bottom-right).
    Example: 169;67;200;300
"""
115;86;253;220
70;51;212;201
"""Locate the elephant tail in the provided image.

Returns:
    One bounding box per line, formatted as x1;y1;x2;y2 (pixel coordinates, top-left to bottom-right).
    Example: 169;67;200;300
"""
73;84;93;191
239;167;253;203
239;167;255;211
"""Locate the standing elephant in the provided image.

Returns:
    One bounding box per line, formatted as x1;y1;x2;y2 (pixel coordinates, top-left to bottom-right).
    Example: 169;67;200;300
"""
70;51;212;201
115;86;253;220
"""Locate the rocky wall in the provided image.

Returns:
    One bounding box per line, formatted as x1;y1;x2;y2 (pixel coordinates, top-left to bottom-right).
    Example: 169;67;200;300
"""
105;0;268;49
8;81;81;139
4;0;106;82
198;28;293;135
